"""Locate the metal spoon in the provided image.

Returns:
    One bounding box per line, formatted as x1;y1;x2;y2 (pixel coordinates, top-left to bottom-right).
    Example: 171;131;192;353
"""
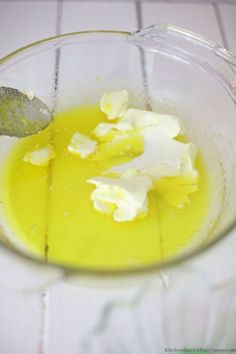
0;87;52;138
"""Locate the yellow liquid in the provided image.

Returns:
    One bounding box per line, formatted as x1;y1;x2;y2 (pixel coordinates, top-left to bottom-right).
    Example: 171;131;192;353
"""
2;106;211;269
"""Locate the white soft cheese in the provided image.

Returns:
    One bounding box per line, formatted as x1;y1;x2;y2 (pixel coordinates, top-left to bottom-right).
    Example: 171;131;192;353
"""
111;127;198;180
68;132;97;158
122;109;183;137
93;120;133;139
100;90;129;119
181;143;198;178
87;175;152;222
23;145;55;166
93;108;182;139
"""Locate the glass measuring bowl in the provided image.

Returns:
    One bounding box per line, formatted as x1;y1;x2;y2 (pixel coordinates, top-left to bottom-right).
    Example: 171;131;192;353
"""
0;24;236;351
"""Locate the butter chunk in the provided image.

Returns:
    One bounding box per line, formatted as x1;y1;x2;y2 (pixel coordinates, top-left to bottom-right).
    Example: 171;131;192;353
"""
68;132;97;158
100;90;129;119
23;145;55;166
87;176;152;222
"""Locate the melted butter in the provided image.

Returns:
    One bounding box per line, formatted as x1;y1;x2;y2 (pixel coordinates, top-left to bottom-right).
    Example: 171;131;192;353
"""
2;106;211;269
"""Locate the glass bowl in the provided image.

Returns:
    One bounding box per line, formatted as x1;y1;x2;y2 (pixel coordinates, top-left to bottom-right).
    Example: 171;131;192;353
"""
0;24;236;280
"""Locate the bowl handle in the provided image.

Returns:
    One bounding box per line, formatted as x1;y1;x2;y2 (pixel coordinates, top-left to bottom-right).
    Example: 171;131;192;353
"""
129;24;236;102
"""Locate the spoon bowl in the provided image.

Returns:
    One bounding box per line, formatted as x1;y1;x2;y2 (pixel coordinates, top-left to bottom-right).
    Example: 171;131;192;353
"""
0;86;52;137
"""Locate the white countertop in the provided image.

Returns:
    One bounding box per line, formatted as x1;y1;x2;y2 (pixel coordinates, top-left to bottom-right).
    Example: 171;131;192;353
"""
0;1;236;354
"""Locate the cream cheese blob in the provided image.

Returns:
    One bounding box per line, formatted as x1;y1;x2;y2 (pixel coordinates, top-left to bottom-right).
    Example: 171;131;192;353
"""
100;90;129;119
68;132;97;158
23;145;55;166
87;176;152;222
111;127;198;180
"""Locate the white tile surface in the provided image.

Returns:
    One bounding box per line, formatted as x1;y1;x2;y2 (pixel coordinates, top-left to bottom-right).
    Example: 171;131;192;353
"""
0;288;43;354
141;2;223;45
45;280;142;354
0;1;58;110
61;1;137;32
0;1;57;58
46;283;112;354
219;4;236;52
